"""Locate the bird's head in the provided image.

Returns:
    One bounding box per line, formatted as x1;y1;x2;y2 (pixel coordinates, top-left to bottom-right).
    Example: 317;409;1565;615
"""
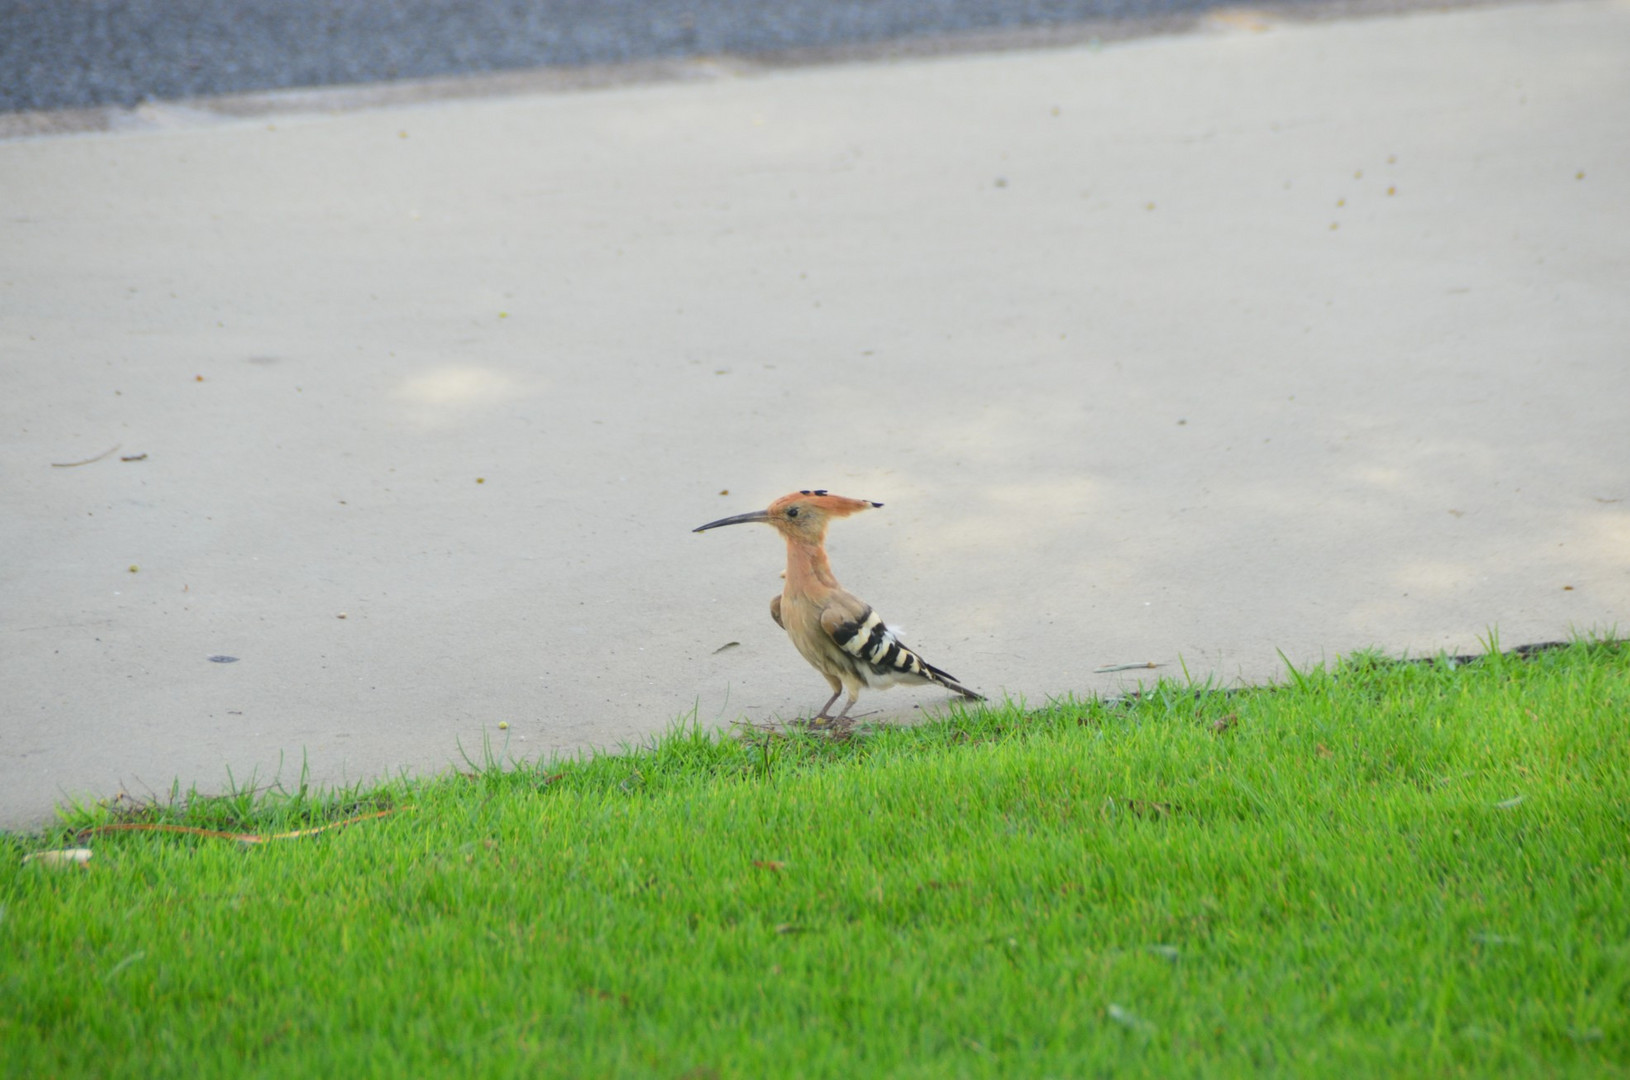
693;489;882;544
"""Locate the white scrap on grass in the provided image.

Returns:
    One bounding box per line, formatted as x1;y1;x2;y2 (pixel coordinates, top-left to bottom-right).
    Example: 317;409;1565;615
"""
1493;795;1524;808
1107;1003;1154;1033
23;848;93;868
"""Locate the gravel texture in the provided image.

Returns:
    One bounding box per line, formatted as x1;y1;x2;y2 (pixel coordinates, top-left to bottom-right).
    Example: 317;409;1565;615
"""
2;0;1264;112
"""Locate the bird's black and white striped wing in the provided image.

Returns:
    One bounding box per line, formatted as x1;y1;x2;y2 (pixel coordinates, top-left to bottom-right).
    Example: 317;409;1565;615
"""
822;606;981;698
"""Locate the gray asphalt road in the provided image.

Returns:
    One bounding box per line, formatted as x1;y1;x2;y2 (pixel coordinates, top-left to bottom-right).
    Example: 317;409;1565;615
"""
5;0;1288;113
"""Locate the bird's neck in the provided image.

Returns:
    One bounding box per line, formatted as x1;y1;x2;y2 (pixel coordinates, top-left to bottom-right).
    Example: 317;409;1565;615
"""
784;535;840;596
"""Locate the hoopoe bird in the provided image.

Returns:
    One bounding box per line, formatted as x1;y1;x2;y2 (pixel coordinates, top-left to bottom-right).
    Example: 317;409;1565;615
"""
695;490;984;723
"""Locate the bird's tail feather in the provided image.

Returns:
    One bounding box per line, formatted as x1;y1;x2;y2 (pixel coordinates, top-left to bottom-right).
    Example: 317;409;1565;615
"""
923;662;986;702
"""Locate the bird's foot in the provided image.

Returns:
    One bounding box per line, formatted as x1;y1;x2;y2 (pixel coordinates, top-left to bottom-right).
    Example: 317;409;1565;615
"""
796;714;855;736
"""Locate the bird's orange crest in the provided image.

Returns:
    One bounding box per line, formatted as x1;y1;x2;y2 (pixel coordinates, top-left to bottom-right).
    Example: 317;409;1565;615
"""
768;490;882;519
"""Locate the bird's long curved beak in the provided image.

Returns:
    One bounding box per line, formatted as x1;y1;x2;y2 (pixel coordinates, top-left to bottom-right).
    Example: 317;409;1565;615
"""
693;509;770;533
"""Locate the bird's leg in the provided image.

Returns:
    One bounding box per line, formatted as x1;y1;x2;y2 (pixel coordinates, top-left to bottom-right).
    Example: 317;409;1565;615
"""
810;689;843;723
808;693;863;735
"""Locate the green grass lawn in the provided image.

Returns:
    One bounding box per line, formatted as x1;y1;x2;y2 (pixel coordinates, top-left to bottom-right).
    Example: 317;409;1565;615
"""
3;640;1628;1077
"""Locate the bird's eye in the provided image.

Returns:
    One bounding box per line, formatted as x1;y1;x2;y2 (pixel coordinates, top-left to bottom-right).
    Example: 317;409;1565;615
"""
786;507;800;518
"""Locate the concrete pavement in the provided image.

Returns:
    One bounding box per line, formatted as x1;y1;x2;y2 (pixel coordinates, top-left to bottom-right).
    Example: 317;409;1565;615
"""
2;0;1627;830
